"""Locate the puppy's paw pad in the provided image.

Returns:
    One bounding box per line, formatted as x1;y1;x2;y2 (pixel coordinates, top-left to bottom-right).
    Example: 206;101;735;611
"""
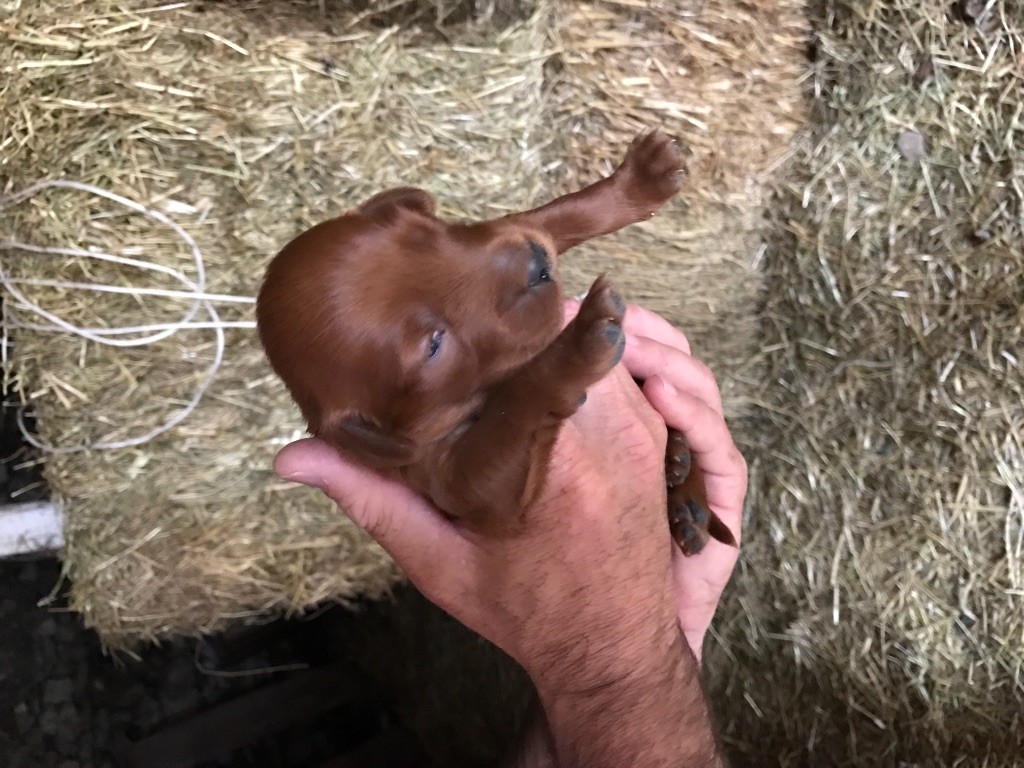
602;319;624;346
607;323;626;366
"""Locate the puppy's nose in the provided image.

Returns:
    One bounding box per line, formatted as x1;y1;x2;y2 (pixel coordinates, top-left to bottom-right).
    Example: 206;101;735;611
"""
527;242;552;288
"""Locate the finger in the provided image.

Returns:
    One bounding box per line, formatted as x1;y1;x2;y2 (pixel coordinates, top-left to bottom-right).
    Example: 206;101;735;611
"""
643;377;746;537
274;438;471;588
623;305;691;355
624;335;724;415
562;298;581;327
610;364;666;444
672;540;740;661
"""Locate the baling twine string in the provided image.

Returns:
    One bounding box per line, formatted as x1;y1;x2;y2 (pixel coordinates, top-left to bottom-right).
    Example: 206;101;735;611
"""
0;180;257;454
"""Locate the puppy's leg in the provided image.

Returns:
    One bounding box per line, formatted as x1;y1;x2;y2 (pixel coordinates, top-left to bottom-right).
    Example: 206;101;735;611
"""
665;428;737;556
432;277;626;532
511;131;684;254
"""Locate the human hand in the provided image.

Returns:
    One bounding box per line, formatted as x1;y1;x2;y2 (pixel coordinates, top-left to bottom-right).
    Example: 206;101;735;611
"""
274;352;679;694
620;304;747;660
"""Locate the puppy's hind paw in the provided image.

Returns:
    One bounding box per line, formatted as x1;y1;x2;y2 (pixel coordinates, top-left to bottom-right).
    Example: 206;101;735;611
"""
667;481;738;557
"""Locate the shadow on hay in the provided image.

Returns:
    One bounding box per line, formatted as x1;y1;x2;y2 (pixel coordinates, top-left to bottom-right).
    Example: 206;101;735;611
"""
191;0;535;33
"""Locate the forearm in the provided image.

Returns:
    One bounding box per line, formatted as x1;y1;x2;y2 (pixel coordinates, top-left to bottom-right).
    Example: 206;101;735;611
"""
534;632;726;768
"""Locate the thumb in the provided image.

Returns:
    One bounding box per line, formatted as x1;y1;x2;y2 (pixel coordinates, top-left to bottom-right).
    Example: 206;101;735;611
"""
274;438;465;582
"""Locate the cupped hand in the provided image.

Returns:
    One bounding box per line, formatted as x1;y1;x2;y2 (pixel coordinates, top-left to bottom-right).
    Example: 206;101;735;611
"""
275;355;679;693
619;304;747;659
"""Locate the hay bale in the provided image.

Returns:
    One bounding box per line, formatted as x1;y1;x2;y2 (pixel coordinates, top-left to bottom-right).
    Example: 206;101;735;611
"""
708;0;1024;765
1;0;553;646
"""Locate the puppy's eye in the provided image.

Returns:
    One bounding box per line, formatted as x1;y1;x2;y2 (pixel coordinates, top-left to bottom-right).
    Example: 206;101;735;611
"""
427;329;445;359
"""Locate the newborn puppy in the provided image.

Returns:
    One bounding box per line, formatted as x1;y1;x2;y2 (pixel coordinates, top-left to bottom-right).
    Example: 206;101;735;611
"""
257;131;736;555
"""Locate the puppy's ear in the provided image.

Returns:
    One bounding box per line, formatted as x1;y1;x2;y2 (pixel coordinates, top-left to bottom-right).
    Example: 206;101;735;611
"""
357;187;436;220
322;413;417;469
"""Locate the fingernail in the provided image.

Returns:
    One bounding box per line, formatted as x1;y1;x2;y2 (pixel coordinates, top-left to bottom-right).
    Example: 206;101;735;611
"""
653;375;677;397
279;471;325;491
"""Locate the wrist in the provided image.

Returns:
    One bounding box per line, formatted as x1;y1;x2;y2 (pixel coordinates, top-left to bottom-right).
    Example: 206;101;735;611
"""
524;601;681;699
533;628;725;768
535;618;685;713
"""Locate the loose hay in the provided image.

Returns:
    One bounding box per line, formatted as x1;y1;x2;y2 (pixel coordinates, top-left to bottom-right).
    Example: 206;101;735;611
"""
707;1;1024;765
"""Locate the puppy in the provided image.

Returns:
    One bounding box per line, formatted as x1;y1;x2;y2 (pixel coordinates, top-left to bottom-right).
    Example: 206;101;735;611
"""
256;131;736;555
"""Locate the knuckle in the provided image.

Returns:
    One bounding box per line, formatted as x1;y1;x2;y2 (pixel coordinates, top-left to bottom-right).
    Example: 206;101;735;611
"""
370;509;397;541
352;499;393;541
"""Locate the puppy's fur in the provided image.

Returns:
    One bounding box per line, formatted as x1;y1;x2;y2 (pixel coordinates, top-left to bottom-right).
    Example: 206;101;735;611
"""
257;131;735;552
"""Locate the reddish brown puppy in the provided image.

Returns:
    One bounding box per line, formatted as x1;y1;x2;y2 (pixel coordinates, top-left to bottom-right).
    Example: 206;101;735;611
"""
256;131;736;554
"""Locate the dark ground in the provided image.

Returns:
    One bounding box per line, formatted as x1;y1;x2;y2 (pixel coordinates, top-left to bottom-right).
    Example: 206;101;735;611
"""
0;395;426;768
0;552;422;768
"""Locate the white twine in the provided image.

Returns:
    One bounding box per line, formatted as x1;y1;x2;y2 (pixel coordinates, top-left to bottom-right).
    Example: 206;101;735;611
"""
0;180;257;453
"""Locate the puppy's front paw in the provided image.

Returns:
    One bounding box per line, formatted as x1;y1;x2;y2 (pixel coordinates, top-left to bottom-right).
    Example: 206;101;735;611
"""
571;274;626;368
618;130;685;209
544;275;626;418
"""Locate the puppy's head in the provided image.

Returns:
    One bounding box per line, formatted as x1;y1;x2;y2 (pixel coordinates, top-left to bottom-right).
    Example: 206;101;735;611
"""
256;187;565;468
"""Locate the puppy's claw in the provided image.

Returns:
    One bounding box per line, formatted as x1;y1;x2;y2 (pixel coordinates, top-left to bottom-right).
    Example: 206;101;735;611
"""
665;428;692;487
665;453;691;488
